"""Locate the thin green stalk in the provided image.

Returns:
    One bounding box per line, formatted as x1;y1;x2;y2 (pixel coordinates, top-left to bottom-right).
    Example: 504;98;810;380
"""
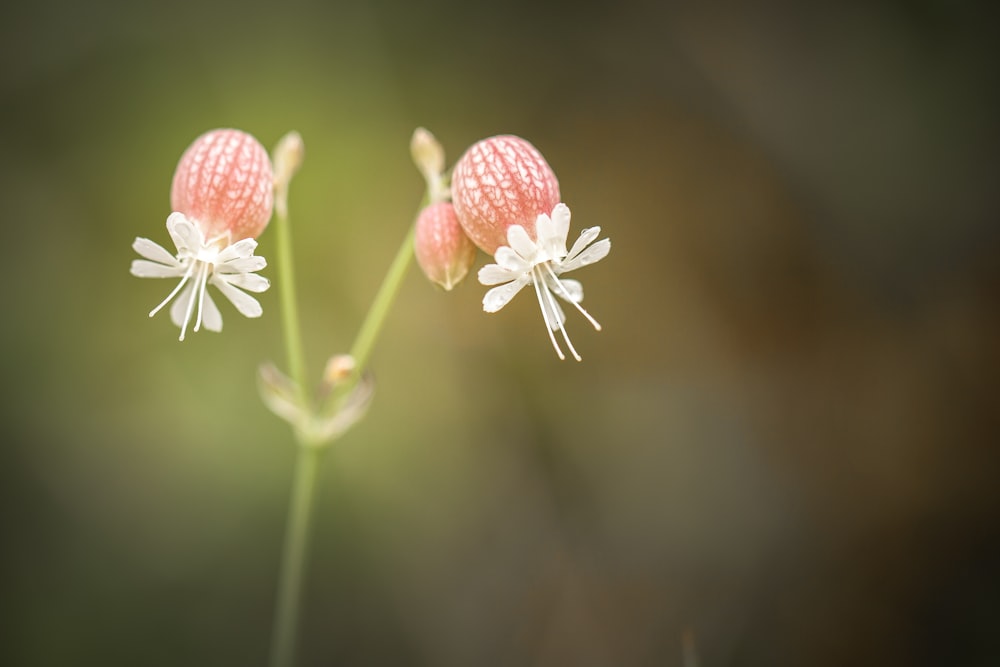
274;205;307;398
348;222;416;372
269;444;323;667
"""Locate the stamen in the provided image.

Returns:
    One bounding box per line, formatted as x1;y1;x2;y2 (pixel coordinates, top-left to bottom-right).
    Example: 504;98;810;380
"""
543;263;602;331
530;266;565;360
178;261;205;341
192;261;211;333
540;275;582;361
149;264;195;318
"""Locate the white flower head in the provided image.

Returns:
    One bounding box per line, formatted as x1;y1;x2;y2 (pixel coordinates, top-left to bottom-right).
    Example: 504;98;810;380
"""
130;213;270;340
478;203;610;361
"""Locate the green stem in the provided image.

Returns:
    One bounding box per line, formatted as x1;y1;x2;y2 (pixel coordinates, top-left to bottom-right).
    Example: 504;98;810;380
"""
274;205;307;398
269;444;324;667
348;222;416;373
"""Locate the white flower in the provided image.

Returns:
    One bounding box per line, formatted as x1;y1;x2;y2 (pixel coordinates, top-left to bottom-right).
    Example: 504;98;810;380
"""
130;212;270;341
478;203;610;361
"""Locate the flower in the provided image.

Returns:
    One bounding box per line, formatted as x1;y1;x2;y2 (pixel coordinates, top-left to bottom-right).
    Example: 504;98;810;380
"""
451;135;560;255
479;203;610;361
131;128;274;340
414;202;477;290
131;213;271;340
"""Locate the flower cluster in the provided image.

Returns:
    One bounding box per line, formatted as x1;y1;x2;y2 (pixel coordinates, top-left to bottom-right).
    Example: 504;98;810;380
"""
439;134;611;360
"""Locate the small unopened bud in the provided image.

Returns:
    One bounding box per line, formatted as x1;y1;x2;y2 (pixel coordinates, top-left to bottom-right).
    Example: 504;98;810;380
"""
451;135;560;254
410;127;449;203
324;354;356;385
414;202;477;290
170;129;274;241
273;131;305;218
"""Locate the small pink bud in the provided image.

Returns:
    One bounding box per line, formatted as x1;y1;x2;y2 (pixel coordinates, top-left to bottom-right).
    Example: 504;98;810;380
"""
170;129;274;242
451;135;560;254
414;202;477;290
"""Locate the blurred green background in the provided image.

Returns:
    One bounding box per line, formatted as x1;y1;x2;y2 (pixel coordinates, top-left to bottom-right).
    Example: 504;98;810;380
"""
2;0;998;665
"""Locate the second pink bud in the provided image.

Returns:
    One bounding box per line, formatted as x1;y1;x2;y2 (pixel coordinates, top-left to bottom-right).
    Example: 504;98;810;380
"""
414;202;477;291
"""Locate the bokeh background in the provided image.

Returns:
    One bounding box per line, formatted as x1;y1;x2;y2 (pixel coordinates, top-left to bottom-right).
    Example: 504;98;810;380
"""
2;0;998;665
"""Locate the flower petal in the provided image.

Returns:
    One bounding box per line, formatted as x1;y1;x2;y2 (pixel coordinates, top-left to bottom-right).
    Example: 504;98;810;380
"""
131;259;184;278
561;237;610;273
217;238;259;263
199;290;223;332
166;213;202;253
478;264;520;286
482;277;530;313
219;256;268;273
213;278;264;318
169;283;195;328
132;237;179;265
535;212;556;244
506;225;537;260
221;272;270;293
494;246;530;273
565;226;601;260
550;203;571;244
551;278;583;303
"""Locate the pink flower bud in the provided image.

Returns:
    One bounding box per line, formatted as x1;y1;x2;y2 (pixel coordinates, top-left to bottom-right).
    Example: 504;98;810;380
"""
170;129;274;242
414;202;477;290
451;135;560;254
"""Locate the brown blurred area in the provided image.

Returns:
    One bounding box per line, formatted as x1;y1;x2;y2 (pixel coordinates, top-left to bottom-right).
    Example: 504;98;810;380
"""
1;0;998;665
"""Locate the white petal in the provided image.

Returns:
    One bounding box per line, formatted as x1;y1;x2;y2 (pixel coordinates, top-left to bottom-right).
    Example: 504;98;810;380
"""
566;226;601;260
220;256;267;273
132;237;179;265
506;225;537;260
550;204;571;243
217;238;259;263
482;278;529;312
494;246;530;272
213;279;264;318
166;213;202;252
479;264;521;286
200;290;223;332
169;283;195;329
535;209;567;261
561;237;610;273
551;278;583;303
222;272;270;293
131;259;184;278
535;212;555;244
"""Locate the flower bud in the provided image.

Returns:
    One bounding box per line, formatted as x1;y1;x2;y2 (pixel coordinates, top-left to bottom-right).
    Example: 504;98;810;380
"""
450;135;560;254
273;130;305;218
410;127;445;181
170;128;274;242
410;127;449;204
414;202;477;290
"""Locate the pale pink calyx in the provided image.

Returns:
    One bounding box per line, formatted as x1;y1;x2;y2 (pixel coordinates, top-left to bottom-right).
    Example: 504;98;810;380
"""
414;202;477;290
451;135;560;255
170;129;274;242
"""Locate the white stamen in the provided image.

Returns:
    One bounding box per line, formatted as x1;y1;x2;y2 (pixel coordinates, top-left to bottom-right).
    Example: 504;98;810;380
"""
149;263;195;318
543;263;603;331
537;266;582;361
192;261;211;333
531;266;565;360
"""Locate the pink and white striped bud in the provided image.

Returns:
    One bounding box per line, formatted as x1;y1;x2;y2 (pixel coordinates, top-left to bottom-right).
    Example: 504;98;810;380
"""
414;202;477;290
170;129;274;242
450;135;560;254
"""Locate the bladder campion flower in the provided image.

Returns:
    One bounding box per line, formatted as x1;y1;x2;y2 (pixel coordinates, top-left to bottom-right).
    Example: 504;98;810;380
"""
414;202;477;290
451;135;610;360
130;129;274;340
